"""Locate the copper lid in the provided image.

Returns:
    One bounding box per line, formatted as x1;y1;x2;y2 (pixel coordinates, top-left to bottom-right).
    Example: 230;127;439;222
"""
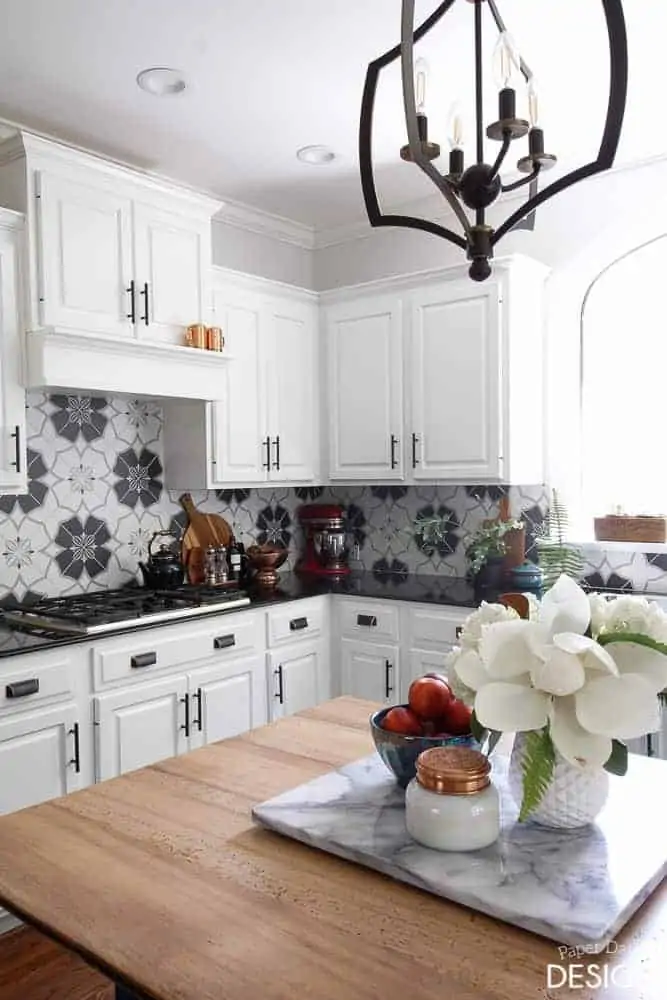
416;747;491;796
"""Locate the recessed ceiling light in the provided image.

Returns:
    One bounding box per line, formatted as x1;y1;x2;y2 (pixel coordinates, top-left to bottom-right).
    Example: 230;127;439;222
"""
136;67;186;96
296;145;336;166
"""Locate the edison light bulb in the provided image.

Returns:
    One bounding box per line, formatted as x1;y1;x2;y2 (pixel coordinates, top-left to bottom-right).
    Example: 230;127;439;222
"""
527;76;539;127
446;102;464;150
493;31;521;90
414;57;429;114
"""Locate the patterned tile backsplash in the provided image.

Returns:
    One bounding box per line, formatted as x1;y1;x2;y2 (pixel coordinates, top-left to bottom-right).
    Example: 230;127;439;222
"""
0;393;664;601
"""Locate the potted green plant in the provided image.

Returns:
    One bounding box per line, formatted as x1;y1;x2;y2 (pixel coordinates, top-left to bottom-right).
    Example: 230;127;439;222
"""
465;518;523;592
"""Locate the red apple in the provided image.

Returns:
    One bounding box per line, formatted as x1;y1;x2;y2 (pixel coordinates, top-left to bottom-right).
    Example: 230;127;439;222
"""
408;675;453;721
442;698;473;736
382;706;423;736
424;672;453;694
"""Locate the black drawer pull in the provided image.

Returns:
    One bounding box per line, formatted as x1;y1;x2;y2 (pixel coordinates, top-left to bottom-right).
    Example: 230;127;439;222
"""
290;617;308;631
6;678;39;698
214;634;236;649
357;614;377;628
385;660;394;700
455;626;463;639
130;652;157;669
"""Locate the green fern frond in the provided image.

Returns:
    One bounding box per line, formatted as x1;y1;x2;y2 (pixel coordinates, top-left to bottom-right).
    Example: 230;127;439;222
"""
535;488;584;587
519;728;556;821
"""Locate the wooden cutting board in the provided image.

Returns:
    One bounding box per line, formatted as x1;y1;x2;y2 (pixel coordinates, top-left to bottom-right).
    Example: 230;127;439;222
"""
180;493;233;584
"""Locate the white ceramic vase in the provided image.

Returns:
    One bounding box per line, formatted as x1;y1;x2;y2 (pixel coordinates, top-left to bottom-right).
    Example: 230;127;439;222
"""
508;733;610;830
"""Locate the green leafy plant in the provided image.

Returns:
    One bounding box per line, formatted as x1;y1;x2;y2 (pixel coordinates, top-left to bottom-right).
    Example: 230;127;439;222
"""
535;489;584;587
412;514;453;554
465;518;523;575
519;728;556;821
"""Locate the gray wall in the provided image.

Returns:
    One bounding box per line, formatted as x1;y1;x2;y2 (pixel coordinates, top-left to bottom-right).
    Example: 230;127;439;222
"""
211;218;314;289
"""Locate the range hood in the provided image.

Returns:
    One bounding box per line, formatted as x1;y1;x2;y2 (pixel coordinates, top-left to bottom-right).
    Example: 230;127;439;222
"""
25;328;230;401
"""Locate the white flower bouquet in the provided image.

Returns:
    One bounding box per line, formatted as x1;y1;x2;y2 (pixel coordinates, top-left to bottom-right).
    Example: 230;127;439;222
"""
446;575;667;820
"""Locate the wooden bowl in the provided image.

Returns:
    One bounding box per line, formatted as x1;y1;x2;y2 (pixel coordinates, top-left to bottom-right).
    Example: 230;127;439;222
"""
246;544;288;587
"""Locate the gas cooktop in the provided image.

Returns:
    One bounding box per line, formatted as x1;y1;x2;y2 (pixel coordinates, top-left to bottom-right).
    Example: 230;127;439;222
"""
3;586;251;636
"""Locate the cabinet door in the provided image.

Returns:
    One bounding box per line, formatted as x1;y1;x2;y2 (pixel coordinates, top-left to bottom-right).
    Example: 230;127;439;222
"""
209;280;267;483
404;649;455;703
0;703;82;815
0;224;26;491
410;281;503;479
340;639;399;704
266;297;318;482
326;296;404;480
94;675;188;780
36;170;134;337
133;202;209;346
188;654;267;750
268;642;326;721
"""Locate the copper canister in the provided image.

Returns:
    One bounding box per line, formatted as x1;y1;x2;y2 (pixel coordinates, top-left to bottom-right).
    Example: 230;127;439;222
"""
185;324;207;349
206;326;224;352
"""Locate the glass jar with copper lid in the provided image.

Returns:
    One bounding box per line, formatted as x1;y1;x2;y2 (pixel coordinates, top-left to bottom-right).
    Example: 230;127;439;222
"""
405;746;500;852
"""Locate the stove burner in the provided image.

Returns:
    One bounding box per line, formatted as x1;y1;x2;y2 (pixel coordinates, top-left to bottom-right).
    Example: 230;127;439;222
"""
3;585;251;636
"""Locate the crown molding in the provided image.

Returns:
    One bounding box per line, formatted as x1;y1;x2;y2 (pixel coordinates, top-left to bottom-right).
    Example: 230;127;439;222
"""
216;198;316;250
313;150;667;250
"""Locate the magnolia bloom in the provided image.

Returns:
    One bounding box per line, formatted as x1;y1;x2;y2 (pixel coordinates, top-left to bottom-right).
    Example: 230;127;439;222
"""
452;576;667;769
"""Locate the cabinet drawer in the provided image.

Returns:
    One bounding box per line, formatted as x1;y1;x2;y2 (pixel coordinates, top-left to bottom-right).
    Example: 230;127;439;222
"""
267;599;325;648
92;612;261;689
0;652;74;713
338;599;399;643
406;606;468;650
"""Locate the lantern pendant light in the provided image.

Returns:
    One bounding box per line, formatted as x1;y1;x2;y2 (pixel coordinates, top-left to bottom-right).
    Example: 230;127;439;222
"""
359;0;628;281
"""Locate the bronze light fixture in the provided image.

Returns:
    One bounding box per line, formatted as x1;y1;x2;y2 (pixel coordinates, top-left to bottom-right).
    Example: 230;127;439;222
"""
359;0;628;281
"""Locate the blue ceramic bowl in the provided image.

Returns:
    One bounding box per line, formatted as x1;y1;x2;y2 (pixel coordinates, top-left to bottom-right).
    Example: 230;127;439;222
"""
370;706;478;788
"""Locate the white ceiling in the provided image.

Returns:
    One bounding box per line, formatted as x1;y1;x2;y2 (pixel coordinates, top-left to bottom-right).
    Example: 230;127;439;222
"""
0;1;664;230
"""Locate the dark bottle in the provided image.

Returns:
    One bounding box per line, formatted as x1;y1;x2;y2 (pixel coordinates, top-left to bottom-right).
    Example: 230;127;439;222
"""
228;539;243;582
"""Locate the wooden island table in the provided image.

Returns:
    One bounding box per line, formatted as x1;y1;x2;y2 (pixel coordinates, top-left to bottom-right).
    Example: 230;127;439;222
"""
0;697;666;1000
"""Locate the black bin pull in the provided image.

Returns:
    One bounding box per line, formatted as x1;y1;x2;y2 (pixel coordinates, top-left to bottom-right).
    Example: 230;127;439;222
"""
6;678;39;699
130;652;157;669
289;617;308;632
357;614;377;628
455;626;464;639
214;634;236;650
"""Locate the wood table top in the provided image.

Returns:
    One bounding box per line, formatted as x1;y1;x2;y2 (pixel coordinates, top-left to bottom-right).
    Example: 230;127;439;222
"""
0;697;665;1000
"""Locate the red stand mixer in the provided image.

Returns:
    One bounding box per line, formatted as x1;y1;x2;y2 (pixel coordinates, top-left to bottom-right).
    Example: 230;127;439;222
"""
297;504;350;576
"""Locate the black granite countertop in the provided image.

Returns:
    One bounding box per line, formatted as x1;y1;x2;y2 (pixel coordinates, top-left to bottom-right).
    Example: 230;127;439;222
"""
0;572;481;660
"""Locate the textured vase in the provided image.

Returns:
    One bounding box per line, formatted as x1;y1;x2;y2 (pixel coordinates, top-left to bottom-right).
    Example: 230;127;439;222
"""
508;733;610;829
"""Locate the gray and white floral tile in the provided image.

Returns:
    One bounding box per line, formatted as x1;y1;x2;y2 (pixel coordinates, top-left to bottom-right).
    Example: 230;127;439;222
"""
2;392;666;601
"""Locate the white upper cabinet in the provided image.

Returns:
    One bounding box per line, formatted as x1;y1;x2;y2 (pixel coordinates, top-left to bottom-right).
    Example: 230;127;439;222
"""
0;133;220;345
265;295;317;482
323;256;547;484
409;280;502;480
133;201;210;345
325;295;404;480
36;171;134;338
209;279;265;483
163;269;319;488
0;211;26;493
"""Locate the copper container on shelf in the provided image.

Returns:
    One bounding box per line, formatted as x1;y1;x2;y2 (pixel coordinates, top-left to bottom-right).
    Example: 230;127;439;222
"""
185;324;207;349
206;326;224;352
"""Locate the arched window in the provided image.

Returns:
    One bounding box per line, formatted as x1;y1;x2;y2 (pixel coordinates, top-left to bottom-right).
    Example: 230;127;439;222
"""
581;236;667;526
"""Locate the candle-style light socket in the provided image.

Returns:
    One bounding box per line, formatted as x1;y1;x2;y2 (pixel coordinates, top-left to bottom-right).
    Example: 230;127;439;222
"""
529;127;545;156
417;113;428;142
448;147;464;177
498;87;516;122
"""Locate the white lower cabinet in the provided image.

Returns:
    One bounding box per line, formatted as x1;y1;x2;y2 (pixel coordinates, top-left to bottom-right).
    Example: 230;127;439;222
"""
94;675;189;780
340;639;399;705
0;702;82;814
188;654;267;750
268;641;328;721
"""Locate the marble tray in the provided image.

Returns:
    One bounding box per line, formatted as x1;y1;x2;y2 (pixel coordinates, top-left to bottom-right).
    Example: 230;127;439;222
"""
253;752;667;948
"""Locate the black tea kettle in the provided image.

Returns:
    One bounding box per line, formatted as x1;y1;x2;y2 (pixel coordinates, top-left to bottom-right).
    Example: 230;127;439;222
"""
139;531;185;590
